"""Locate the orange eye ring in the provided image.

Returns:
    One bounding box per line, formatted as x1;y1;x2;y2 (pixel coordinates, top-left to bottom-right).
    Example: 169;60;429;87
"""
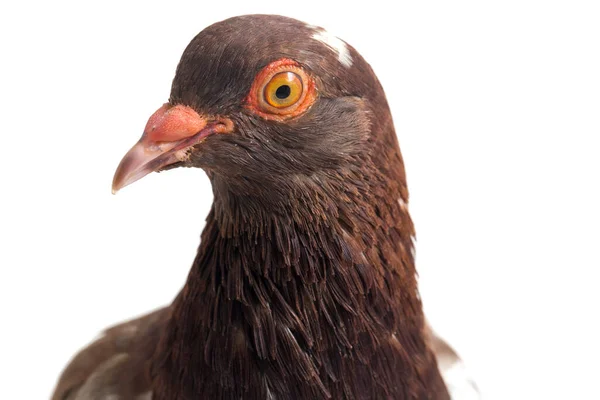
246;58;317;121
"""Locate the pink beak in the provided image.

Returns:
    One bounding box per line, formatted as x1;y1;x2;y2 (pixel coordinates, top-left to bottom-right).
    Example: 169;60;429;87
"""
112;103;232;193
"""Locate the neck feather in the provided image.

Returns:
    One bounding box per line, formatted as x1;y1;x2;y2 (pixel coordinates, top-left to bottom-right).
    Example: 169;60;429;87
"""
151;163;448;399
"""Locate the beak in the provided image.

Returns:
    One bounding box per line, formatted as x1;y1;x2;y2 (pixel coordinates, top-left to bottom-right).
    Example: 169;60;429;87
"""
112;103;233;194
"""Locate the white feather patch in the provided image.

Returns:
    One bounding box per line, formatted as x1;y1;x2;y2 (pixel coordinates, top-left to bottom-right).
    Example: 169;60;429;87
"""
310;29;353;68
442;361;480;400
398;197;408;210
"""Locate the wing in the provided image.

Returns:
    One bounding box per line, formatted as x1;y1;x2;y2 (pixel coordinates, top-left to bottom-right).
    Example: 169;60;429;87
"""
426;325;480;400
51;307;170;400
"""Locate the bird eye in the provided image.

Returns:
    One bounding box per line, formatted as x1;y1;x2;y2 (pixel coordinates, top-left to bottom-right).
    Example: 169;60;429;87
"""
246;58;317;121
264;72;303;108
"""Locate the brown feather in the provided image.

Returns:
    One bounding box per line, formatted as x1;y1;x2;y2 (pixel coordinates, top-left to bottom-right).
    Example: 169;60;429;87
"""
52;309;167;400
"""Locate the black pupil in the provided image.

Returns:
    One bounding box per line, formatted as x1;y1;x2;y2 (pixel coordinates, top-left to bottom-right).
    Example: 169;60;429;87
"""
275;85;291;99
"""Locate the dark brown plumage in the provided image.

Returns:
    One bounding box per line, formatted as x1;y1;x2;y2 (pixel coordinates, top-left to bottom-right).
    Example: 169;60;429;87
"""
53;14;474;400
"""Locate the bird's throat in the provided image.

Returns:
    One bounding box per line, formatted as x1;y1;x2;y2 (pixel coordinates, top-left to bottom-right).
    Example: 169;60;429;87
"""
150;179;449;399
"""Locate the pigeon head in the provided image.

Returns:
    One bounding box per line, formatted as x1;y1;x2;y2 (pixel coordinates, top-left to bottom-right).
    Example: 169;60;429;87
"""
112;15;404;205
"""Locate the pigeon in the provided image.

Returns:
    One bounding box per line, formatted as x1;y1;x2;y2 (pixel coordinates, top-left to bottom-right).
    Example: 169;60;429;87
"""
52;14;479;400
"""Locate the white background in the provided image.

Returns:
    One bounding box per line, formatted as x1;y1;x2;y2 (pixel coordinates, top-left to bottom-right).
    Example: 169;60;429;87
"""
1;1;599;399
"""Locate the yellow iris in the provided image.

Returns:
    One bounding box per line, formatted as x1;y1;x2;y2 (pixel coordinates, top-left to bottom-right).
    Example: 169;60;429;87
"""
264;72;303;108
